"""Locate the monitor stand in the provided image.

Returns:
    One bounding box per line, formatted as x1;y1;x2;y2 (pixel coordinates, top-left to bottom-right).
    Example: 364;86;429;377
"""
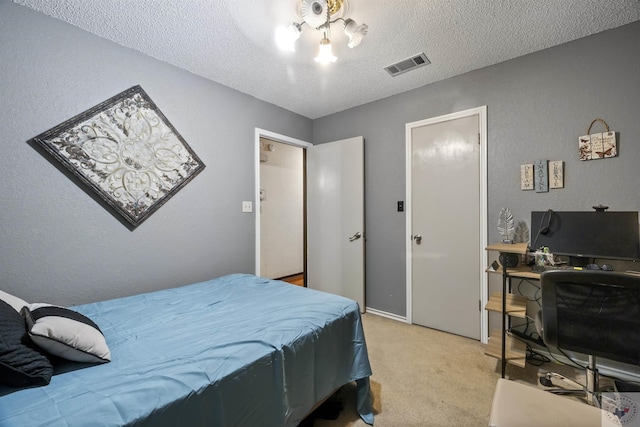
568;256;590;267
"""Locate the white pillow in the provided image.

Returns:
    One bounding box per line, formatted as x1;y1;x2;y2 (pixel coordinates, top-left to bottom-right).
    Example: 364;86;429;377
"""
0;290;28;312
23;303;111;364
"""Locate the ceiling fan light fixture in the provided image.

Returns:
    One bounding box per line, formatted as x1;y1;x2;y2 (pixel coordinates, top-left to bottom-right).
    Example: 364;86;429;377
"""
275;23;302;52
278;0;366;64
314;37;337;64
300;0;330;28
343;18;368;48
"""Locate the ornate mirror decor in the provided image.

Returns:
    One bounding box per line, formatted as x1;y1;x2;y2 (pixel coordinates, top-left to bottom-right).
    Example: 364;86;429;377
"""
30;85;205;228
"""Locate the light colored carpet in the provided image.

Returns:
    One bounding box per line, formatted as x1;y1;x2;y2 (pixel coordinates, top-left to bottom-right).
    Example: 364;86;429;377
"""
312;313;585;427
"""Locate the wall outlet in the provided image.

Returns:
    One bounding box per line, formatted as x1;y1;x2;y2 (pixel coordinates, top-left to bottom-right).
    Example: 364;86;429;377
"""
242;201;253;212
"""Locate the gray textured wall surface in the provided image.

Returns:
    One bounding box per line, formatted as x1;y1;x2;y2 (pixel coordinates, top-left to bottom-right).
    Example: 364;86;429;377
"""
2;0;639;318
313;21;640;316
0;1;312;305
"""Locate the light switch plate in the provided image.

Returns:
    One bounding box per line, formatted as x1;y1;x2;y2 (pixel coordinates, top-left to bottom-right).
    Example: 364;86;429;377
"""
242;201;253;212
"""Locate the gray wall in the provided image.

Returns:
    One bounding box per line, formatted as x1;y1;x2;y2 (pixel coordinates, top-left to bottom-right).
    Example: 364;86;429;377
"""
2;1;639;318
313;21;640;316
0;1;312;306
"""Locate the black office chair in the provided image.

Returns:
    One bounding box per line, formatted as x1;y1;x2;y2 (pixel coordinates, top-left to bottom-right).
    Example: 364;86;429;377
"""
535;270;640;406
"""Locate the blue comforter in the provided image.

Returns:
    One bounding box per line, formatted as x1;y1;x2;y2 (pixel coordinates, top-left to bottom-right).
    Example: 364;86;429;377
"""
0;274;373;426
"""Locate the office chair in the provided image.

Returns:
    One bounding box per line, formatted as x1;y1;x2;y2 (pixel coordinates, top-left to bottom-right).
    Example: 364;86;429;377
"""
535;270;640;406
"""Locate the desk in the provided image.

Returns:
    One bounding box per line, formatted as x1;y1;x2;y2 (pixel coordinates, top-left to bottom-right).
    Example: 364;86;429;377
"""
485;258;640;379
486;243;532;378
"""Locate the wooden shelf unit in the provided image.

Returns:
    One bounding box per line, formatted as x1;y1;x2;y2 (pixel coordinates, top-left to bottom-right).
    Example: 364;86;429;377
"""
485;242;532;376
486;242;529;255
485;292;527;368
487;263;540;280
485;292;527;318
485;330;527;368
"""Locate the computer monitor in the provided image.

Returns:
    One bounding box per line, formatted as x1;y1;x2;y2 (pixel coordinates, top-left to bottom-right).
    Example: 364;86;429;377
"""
530;210;640;262
541;270;640;365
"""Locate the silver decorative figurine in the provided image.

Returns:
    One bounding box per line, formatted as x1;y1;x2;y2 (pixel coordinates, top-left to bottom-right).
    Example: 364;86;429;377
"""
498;207;515;243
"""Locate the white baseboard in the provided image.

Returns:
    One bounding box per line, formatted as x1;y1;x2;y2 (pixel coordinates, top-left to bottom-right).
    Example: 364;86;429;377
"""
365;307;408;323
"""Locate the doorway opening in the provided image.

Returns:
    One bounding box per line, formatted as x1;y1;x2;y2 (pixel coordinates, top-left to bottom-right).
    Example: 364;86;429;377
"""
254;129;312;285
259;137;305;284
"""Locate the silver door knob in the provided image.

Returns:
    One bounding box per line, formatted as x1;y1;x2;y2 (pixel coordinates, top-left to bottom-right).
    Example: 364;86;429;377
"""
413;234;422;244
349;232;362;242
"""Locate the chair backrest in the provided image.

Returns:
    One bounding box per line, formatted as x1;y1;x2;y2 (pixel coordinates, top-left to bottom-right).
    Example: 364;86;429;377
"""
541;270;640;365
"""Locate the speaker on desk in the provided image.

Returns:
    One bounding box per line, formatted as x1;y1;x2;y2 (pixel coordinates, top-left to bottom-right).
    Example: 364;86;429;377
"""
499;253;520;268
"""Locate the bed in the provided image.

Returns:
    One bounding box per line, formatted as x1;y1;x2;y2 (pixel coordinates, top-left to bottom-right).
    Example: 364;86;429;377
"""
0;273;374;426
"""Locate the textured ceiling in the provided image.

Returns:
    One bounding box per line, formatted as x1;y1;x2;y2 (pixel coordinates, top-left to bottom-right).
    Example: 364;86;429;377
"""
13;0;640;119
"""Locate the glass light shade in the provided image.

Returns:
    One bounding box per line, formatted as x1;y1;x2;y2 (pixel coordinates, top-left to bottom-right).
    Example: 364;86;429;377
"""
343;18;368;48
314;38;337;64
275;24;301;52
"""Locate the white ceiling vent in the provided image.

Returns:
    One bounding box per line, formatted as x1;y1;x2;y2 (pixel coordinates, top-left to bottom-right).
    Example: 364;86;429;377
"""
384;53;431;77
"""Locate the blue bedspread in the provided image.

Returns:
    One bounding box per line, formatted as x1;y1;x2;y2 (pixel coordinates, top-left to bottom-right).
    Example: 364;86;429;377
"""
0;274;373;426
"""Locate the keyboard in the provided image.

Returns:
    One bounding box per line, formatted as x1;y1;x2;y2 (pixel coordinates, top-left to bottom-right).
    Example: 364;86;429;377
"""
531;265;581;273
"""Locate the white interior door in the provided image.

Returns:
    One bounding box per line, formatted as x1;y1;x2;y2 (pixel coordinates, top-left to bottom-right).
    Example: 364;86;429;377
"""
407;107;487;340
307;136;365;310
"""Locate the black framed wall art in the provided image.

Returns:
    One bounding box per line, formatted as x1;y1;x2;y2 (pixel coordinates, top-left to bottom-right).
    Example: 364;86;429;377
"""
30;85;206;229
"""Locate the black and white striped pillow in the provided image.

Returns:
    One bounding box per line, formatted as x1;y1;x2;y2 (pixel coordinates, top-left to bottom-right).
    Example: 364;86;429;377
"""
0;289;28;312
0;300;53;387
23;304;111;364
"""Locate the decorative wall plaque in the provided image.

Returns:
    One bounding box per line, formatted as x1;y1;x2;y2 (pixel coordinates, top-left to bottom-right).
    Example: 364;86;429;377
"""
534;159;548;193
520;164;534;190
579;118;617;161
549;160;564;189
30;85;205;228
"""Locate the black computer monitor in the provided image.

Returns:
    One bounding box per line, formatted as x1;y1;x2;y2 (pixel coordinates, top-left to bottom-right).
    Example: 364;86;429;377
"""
530;210;640;262
541;270;640;365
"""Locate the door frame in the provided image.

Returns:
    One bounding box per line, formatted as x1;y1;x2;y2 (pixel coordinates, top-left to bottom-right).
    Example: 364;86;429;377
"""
404;106;489;343
254;128;312;277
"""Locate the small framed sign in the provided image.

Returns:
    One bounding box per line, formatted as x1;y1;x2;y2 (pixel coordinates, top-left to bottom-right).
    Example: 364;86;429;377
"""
534;160;548;193
579;119;617;161
549;161;564;189
520;164;534;190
